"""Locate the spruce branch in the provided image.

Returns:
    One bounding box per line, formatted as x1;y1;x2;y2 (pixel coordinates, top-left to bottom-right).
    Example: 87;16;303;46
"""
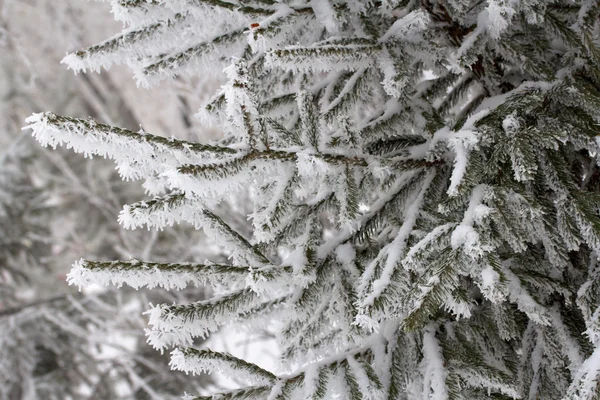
146;288;264;350
171;347;277;383
68;258;250;290
402;248;465;332
65;13;188;72
28;113;234;155
140;28;247;85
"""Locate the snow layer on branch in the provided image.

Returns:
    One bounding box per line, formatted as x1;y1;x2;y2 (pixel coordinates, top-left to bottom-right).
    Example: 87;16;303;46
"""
108;0;179;26
447;129;479;196
566;346;600;400
421;325;448;400
134;29;248;88
429;127;480;197
108;0;219;26
351;172;421;290
265;44;379;73
119;193;206;230
63;13;198;73
162;158;282;207
23;113;229;181
67;259;247;291
147;207;271;268
479;264;505;303
145;289;264;351
170;348;276;385
248;12;319;55
221;62;265;148
450;184;493;259
578;259;600;346
479;0;516;39
403;223;455;269
504;267;551;325
310;0;339;34
65;2;252;80
380;9;429;42
24;0;600;398
346;355;385;400
359;170;435;310
249;165;296;243
583;306;600;346
548;306;584;374
377;49;409;98
24;113;293;212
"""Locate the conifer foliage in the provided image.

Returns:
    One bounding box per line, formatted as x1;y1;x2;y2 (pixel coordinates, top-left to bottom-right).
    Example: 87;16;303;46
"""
24;0;600;398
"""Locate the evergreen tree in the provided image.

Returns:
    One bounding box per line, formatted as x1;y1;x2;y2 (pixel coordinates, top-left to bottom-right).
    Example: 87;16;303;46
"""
24;0;600;398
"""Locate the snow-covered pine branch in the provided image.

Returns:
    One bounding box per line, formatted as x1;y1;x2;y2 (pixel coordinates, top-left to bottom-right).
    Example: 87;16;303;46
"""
145;288;265;350
24;112;234;181
68;258;251;290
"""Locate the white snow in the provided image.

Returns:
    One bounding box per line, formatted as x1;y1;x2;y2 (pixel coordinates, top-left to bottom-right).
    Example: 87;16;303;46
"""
450;184;491;259
421;325;449;400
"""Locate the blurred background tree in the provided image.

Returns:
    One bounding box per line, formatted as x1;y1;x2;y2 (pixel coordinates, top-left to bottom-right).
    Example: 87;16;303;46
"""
0;0;235;398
